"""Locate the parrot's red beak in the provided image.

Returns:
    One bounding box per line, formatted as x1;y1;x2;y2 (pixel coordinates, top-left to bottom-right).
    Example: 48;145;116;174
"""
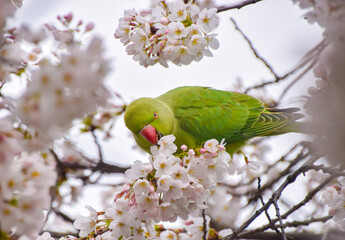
140;125;158;145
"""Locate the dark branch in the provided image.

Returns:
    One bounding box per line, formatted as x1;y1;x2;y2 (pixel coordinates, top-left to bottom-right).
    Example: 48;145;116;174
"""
50;148;129;174
53;209;75;223
278;57;318;101
272;193;286;240
257;178;281;235
246;146;310;203
91;126;104;163
238;216;332;239
217;0;264;13
234;227;340;240
202;207;207;240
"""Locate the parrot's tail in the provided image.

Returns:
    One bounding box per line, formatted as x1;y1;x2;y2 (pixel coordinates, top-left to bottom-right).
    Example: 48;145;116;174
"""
272;121;311;135
266;107;310;135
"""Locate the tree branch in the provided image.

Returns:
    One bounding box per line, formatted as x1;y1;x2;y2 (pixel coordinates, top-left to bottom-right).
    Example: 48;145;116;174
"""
202;208;207;240
217;0;264;13
272;193;286;240
224;162;345;240
246;146;310;203
230;18;280;81
244;39;326;94
234;228;340;240
257;177;281;235
91;126;105;164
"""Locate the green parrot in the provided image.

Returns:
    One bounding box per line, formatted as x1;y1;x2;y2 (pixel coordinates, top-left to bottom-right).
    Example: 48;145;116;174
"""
124;86;303;155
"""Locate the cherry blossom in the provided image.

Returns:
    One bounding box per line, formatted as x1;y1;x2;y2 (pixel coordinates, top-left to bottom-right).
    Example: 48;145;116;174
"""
197;8;218;33
114;0;219;67
71;135;232;239
14;36;111;150
160;230;177;240
73;206;99;237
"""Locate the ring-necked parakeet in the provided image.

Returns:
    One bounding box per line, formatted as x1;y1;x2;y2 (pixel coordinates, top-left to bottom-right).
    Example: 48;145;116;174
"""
124;86;303;155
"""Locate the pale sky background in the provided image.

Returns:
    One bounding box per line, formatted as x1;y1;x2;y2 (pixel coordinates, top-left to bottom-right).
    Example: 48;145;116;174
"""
10;0;324;223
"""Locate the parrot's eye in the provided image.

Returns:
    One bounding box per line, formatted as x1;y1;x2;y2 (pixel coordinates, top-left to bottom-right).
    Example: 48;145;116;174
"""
154;112;158;119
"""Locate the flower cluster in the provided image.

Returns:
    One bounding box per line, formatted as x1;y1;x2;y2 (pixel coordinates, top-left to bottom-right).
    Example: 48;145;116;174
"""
114;0;219;67
0;120;57;237
292;0;345;44
1;12;110;151
322;181;345;230
70;135;232;239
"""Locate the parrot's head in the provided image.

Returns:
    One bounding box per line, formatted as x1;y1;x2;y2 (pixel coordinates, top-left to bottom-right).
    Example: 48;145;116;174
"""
124;97;174;152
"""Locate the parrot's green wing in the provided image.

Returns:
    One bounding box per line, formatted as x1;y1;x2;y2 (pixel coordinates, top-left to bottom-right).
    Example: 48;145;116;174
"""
157;86;300;146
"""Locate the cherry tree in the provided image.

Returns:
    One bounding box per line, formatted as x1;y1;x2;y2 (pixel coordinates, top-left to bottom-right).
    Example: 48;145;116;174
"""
1;0;345;240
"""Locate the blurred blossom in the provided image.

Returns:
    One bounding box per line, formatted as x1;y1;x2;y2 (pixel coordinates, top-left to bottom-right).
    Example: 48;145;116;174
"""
0;0;17;30
293;0;345;44
294;0;345;171
207;186;241;227
305;48;345;170
0;150;56;237
322;181;345;230
14;36;111;150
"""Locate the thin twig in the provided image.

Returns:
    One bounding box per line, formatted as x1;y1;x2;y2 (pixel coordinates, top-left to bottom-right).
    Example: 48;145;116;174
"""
42;149;62;232
237;217;332;240
246;146;310;203
279;216;332;228
54;209;75;223
244;39;326;93
278;58;318;102
229;169;345;239
91;126;104;163
217;0;264;13
230;18;280;80
257;178;281;235
272;193;287;240
225;161;343;240
45;231;78;238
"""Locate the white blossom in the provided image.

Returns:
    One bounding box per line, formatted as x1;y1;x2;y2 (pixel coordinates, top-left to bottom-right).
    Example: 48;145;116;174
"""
168;0;187;21
73;206;99;237
114;0;220;67
197;8;219;33
160;230;177;240
322;183;345;230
